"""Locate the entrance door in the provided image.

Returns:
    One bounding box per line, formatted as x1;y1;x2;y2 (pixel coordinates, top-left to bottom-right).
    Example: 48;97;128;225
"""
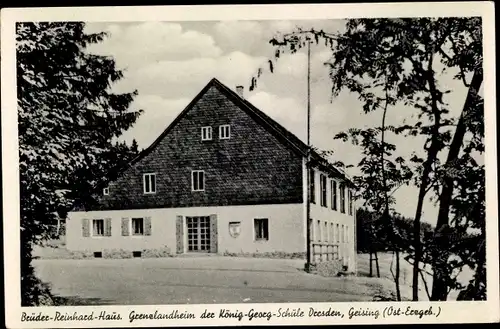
186;216;211;252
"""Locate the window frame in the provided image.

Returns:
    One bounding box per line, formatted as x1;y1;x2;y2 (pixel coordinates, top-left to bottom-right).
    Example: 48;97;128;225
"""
201;126;212;141
331;180;337;211
191;170;205;192
131;217;145;236
324;221;328;242
103;187;109;196
92;219;105;237
143;173;157;194
320;174;327;207
348;189;353;216
339;183;346;214
219;125;231;140
316;219;321;242
309;169;316;204
254;218;269;241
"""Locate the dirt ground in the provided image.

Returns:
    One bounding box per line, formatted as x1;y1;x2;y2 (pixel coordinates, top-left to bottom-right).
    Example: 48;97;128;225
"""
33;255;402;305
32;244;468;305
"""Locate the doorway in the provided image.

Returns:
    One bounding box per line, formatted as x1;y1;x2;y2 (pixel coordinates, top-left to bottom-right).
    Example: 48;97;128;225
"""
186;216;211;252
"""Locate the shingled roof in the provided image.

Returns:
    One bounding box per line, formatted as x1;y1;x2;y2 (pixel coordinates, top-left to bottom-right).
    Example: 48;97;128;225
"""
121;78;353;184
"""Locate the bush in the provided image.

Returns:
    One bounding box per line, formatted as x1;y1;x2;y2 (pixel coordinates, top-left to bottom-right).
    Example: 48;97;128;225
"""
222;250;306;259
21;265;55;306
68;250;95;259
103;249;133;259
142;246;174;258
314;260;344;277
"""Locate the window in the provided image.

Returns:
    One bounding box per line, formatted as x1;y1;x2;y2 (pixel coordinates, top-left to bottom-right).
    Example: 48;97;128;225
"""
201;126;212;141
317;220;321;241
324;221;328;242
132;218;144;235
192;170;205;191
339;183;346;213
103;187;109;196
348;189;353;216
341;225;345;243
330;223;334;243
320;174;327;207
331;180;337;211
346;226;349;243
309;169;316;203
143;173;156;194
336;223;340;243
254;218;268;240
219;125;231;139
93;219;104;236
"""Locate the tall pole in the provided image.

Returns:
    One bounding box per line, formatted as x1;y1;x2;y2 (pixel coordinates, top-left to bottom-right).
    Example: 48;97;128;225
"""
305;38;312;271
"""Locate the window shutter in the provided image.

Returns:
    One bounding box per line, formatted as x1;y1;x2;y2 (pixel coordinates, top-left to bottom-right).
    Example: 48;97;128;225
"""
144;217;152;236
82;218;90;237
176;215;184;254
209;214;218;253
105;218;112;236
121;218;130;236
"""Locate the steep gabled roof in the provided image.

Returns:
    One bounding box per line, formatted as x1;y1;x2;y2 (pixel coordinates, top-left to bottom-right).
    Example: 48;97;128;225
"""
118;78;352;184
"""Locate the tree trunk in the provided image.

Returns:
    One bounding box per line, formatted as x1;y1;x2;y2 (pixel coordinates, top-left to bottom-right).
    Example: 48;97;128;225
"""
412;58;442;301
369;250;373;277
395;249;402;301
381;90;401;300
431;69;483;301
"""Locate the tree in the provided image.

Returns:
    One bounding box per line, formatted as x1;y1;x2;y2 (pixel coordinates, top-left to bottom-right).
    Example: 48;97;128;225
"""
17;22;142;305
335;114;413;301
429;18;483;300
255;17;484;300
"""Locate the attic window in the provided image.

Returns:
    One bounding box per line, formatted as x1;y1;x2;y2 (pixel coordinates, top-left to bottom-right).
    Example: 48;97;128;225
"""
201;126;212;141
103;187;109;196
192;170;205;191
219;125;231;139
143;173;156;194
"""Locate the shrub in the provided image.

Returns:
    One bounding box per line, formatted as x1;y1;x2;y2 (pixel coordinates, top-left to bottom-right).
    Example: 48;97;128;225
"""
103;249;133;259
142;246;174;258
222;250;306;259
69;250;95;259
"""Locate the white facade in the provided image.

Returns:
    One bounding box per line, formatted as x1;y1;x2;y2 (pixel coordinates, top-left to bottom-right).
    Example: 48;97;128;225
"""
305;161;357;272
66;203;305;254
66;161;356;272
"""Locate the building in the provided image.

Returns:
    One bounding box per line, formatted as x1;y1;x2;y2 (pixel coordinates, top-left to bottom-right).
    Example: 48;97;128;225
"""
66;78;356;271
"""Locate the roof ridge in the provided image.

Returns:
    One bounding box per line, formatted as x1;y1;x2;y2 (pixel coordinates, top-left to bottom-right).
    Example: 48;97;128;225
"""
111;77;352;185
212;78;351;183
211;79;308;154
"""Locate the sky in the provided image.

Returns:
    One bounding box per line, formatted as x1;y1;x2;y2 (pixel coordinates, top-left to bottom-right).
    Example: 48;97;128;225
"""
83;20;475;225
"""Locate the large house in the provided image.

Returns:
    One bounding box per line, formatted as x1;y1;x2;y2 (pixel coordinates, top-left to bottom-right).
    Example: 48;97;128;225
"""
66;78;357;271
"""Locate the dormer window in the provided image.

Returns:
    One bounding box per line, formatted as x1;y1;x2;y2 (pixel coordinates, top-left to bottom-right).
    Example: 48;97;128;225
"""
143;173;156;194
201;126;212;141
103;187;109;196
219;125;231;139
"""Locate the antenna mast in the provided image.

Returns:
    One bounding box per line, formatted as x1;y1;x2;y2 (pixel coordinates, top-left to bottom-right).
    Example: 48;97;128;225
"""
305;37;312;271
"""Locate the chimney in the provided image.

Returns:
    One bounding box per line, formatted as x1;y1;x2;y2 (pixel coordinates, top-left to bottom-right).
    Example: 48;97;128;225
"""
236;85;244;99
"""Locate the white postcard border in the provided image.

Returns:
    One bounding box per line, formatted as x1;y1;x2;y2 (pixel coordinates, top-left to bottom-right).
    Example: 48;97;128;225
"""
2;2;499;327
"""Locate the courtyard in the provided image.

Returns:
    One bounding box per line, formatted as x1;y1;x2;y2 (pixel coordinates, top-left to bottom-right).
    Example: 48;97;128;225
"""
33;255;402;305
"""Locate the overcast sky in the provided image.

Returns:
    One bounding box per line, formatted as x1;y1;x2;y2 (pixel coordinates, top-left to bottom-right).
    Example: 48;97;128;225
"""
83;20;475;225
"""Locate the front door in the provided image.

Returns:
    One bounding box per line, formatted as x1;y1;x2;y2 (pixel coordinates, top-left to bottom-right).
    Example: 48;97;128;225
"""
186;216;211;252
